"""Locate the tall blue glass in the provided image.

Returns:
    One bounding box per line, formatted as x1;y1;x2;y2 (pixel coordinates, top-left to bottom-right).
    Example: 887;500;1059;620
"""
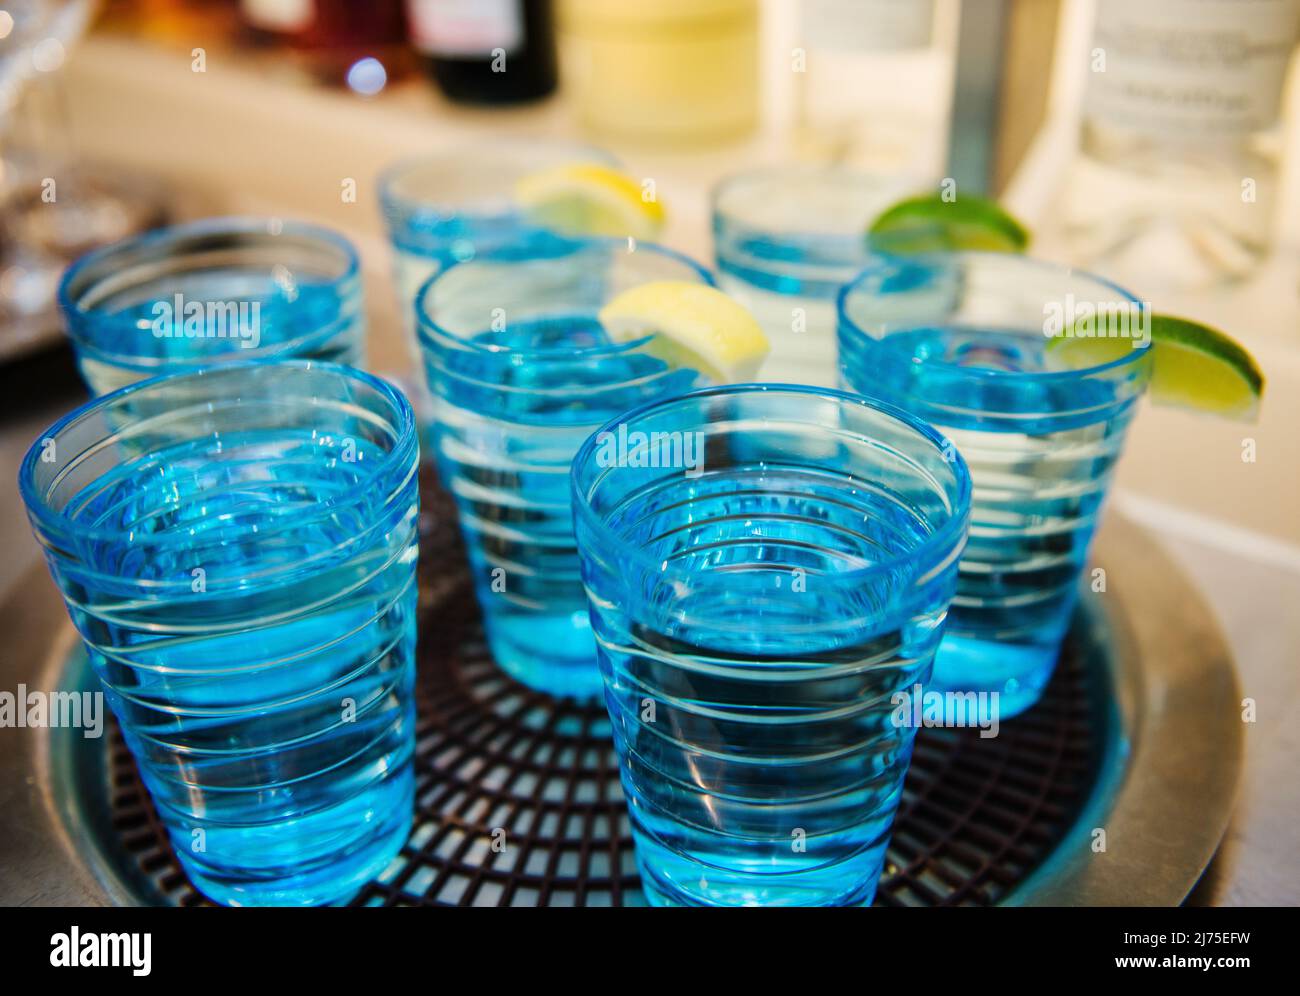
571;385;971;906
417;239;714;701
838;253;1152;717
19;361;420;906
712;166;916;387
59;218;365;396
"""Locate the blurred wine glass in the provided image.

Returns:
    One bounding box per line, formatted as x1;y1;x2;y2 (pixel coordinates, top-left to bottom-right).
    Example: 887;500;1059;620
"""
0;0;167;362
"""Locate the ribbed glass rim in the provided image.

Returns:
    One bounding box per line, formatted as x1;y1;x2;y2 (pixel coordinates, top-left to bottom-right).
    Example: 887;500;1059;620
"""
19;358;416;555
415;237;716;362
711;165;917;298
710;162;914;218
57;216;361;366
377;139;617;225
836;250;1151;383
570;382;972;587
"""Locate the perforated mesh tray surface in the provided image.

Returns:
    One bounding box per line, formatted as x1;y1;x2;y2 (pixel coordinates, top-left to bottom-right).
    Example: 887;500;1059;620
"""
102;476;1102;907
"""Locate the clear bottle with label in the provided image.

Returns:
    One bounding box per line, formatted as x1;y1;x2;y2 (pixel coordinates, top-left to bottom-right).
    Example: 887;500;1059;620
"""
1062;0;1300;289
794;0;954;174
405;0;557;104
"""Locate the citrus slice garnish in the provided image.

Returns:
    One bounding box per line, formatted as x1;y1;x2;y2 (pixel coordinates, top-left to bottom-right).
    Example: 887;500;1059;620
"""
867;193;1030;255
1049;312;1264;421
598;281;769;382
515;162;665;240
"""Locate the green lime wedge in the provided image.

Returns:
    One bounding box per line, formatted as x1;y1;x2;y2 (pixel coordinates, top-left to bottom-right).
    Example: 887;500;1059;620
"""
1049;313;1264;421
867;193;1031;255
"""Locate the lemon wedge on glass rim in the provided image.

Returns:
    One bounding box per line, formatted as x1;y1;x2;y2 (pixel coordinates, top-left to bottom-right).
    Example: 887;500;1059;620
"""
599;281;769;383
515;162;666;240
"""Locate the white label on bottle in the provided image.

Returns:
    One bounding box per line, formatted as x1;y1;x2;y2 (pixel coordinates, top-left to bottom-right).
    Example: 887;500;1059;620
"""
1087;0;1300;136
241;0;313;32
801;0;935;52
406;0;524;57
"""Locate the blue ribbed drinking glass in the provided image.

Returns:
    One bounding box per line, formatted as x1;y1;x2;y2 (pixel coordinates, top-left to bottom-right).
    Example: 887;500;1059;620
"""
712;166;916;387
838;252;1153;718
58;218;365;396
19;361;420;906
571;384;971;906
417;239;714;701
379;142;615;338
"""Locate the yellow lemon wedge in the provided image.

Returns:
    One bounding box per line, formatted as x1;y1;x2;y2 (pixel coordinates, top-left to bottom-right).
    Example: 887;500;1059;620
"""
515;162;666;240
599;281;770;382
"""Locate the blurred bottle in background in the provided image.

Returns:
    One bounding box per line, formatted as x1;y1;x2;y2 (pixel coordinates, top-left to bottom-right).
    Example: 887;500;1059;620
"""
405;0;557;105
240;0;412;90
1062;0;1300;290
559;0;758;146
100;0;238;42
794;0;956;174
240;0;310;42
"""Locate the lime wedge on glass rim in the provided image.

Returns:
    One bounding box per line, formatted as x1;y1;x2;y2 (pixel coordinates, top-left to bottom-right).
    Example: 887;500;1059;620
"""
866;192;1030;255
865;193;1265;421
1048;313;1265;421
515;162;666;240
598;281;770;382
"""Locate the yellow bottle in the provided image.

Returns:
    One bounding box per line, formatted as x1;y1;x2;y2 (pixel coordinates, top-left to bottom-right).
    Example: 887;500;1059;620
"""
558;0;759;146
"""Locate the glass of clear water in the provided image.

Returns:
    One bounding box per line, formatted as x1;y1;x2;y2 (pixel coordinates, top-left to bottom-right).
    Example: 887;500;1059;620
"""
571;384;971;906
379;141;615;337
417;238;714;701
58;218;365;396
711;166;917;387
19;360;420;906
838;252;1152;717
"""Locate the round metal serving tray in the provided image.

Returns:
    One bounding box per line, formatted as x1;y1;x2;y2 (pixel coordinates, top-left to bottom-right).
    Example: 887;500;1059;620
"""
0;484;1242;907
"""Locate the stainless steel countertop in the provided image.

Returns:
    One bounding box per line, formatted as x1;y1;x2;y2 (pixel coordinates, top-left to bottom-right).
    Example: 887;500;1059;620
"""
1125;513;1300;906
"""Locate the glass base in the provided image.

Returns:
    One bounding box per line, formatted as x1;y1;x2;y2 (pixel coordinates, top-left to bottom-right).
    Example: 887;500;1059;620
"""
632;830;882;908
484;612;603;701
929;633;1060;720
176;769;414;907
